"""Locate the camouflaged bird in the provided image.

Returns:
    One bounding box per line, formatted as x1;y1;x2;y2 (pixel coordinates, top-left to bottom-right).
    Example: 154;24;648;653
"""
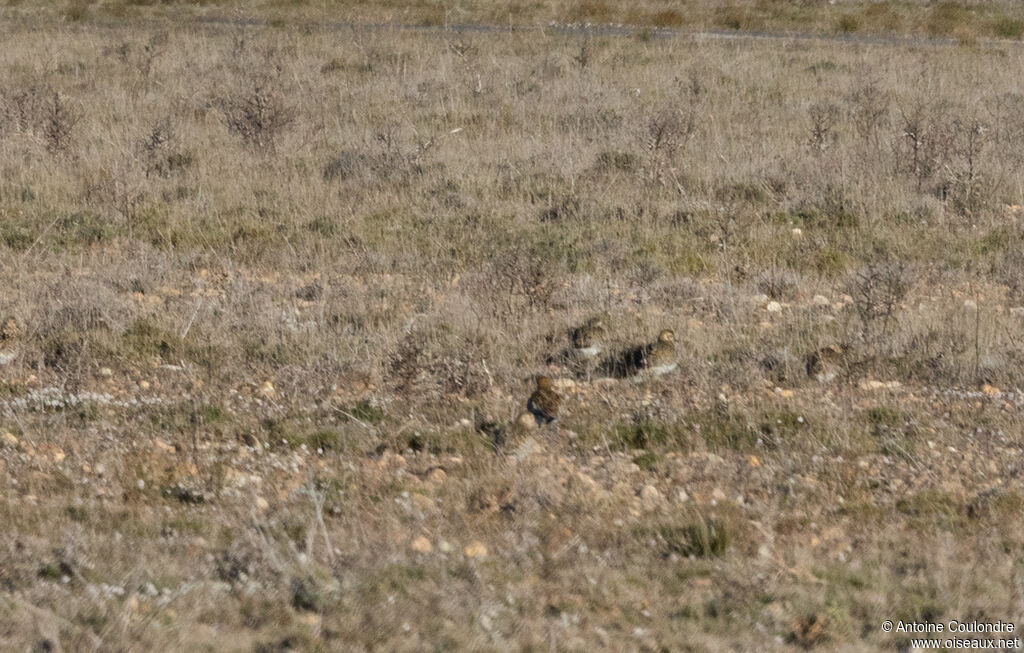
1;316;19;343
804;344;848;384
570;317;606;360
0;316;20;366
527;375;561;425
642;329;678;376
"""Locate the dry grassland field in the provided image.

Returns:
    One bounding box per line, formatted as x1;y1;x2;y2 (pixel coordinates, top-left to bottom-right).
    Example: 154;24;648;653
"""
4;2;1024;651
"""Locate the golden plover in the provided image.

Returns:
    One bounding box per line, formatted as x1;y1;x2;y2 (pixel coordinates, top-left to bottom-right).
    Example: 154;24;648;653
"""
804;344;848;384
601;328;678;379
643;329;678;376
570;317;606;360
1;316;19;342
0;316;20;366
626;327;675;378
527;375;561;425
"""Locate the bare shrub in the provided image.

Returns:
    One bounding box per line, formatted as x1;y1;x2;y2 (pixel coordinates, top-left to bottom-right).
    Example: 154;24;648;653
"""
639;73;704;184
140;117;194;178
492;245;565;317
983;92;1024;163
942;116;990;216
807;101;840;152
846;257;913;355
1;84;49;133
137;33;167;83
756;267;801;301
0;86;80;154
574;40;592;71
323;121;426;186
388;324;491;398
42;92;81;155
846;78;890;147
643;105;694;157
892;101;952;193
225;82;295;149
322;150;367;182
538;194;581;223
322;148;421;185
25;277;132;382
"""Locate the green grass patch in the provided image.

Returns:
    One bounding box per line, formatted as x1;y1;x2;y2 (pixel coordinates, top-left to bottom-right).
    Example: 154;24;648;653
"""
651;512;730;558
992;16;1024;39
344;400;386;425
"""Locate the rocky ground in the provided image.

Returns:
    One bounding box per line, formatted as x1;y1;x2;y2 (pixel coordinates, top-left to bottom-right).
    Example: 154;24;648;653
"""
3;12;1024;650
3;282;1024;651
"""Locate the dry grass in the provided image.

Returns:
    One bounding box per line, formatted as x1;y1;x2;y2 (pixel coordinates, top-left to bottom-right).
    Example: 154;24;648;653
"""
2;10;1024;652
6;0;1024;41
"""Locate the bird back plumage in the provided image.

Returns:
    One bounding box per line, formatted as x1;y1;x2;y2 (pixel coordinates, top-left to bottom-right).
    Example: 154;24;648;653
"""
527;377;561;424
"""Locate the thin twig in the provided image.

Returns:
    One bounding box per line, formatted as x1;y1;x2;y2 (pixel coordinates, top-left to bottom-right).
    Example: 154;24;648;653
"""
181;297;203;340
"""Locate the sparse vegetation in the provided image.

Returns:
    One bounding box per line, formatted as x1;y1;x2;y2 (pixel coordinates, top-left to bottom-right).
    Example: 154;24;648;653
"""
1;5;1024;652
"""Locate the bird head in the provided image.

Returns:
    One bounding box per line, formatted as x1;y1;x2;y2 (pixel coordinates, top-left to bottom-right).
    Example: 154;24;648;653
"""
1;317;18;340
587;316;605;328
658;329;675;343
535;375;552;390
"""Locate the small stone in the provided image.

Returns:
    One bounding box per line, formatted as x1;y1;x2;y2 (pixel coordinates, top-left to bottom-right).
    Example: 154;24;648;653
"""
254;496;270;511
39;444;65;463
516;411;538;430
438;540;454;554
812;294;830;306
1;432;18;448
640;484;662;506
572;472;599;493
99;367;113;378
139;380;151;390
550;377;576;391
259;381;275;398
426;468;447;484
765;301;783;313
410;536;433;553
791;227;803;236
515;437;541;460
964;299;978;311
464;541;488;558
297;613;320;627
982;384;1001;396
224;467;253;488
676;489;689;503
859;378;898;391
410;493;437;512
